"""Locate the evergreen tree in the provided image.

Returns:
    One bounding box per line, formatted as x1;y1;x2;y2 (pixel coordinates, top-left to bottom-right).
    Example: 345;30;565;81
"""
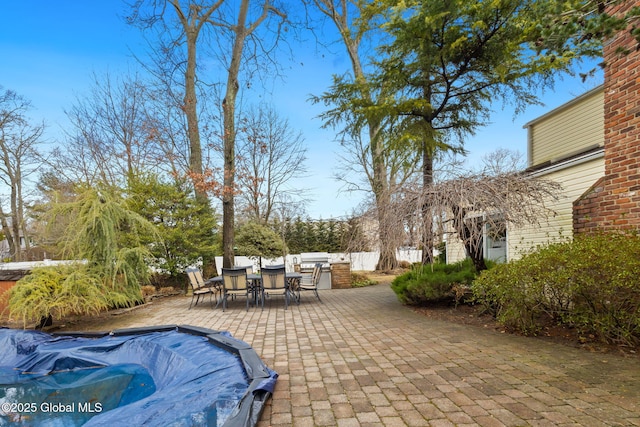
125;174;219;280
9;186;159;325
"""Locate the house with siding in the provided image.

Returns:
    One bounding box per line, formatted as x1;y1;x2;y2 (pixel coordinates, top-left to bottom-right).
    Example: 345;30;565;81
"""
446;85;605;264
447;1;640;262
508;85;605;259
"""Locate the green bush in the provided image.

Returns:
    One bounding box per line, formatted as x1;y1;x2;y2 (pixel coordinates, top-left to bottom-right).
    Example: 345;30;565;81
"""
7;187;157;327
7;265;107;326
7;263;148;327
391;259;482;305
351;272;377;287
472;233;640;346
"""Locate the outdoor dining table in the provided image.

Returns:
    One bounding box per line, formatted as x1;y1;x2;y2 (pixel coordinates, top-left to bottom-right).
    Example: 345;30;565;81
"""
210;271;303;308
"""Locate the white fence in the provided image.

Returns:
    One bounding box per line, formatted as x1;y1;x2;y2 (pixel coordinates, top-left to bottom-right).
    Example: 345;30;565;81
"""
328;249;424;271
215;249;423;274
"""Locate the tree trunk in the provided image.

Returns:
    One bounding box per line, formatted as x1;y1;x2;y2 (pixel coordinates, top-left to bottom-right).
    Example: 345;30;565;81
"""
469;251;487;273
359;46;398;271
184;25;206;202
0;210;16;261
317;3;399;271
450;205;487;273
371;126;398;271
167;1;225;274
421;141;434;265
10;176;24;261
221;0;250;268
168;0;218;203
374;191;398;271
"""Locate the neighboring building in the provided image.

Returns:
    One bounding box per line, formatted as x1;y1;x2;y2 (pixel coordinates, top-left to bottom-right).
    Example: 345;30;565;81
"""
446;85;605;264
0;239;9;261
0;217;29;261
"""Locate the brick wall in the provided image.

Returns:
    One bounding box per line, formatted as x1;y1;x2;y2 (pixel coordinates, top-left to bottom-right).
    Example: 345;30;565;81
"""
0;280;19;315
573;1;640;233
330;262;351;289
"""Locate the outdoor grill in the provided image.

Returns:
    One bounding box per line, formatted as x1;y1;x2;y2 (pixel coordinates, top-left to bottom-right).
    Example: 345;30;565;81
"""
299;252;332;289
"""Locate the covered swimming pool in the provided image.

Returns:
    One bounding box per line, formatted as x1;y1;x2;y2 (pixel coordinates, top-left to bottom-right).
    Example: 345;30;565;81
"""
0;325;277;426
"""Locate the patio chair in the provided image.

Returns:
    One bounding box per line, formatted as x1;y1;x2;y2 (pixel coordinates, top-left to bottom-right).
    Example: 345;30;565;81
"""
260;266;289;310
221;267;252;311
298;262;322;303
185;268;217;309
234;265;253;274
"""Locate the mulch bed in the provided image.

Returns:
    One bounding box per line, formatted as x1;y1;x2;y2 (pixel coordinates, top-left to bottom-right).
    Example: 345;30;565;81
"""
411;301;639;358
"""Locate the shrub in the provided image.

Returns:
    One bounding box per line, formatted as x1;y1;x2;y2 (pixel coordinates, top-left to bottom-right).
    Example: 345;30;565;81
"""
472;233;640;346
391;259;482;305
141;285;157;300
398;260;412;269
10;187;154;326
351;272;377;287
8;265;109;326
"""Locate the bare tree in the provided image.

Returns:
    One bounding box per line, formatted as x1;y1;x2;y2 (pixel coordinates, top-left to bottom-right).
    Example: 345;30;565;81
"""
144;78;200;180
0;88;45;261
59;72;161;187
129;0;288;268
236;104;307;223
310;0;420;270
129;0;225;201
395;151;561;272
216;0;287;268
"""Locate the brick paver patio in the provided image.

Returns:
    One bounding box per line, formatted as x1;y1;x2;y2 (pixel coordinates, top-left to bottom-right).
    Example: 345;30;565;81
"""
98;283;640;426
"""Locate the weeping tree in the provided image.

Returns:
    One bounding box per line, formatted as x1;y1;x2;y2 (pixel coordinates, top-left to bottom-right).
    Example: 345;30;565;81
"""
366;0;587;264
235;103;309;224
395;152;562;272
8;187;160;326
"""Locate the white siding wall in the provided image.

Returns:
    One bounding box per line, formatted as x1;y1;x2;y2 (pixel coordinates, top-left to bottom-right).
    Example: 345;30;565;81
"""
444;87;605;265
444;220;468;264
507;156;604;260
445;239;468;265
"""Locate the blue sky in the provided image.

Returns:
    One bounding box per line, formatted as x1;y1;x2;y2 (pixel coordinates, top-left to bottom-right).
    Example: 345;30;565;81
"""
0;1;603;219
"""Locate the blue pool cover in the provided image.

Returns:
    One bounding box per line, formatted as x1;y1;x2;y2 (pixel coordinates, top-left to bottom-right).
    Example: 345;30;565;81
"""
0;325;277;426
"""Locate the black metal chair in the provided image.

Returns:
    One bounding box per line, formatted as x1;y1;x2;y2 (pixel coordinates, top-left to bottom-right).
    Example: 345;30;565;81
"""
234;265;254;274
